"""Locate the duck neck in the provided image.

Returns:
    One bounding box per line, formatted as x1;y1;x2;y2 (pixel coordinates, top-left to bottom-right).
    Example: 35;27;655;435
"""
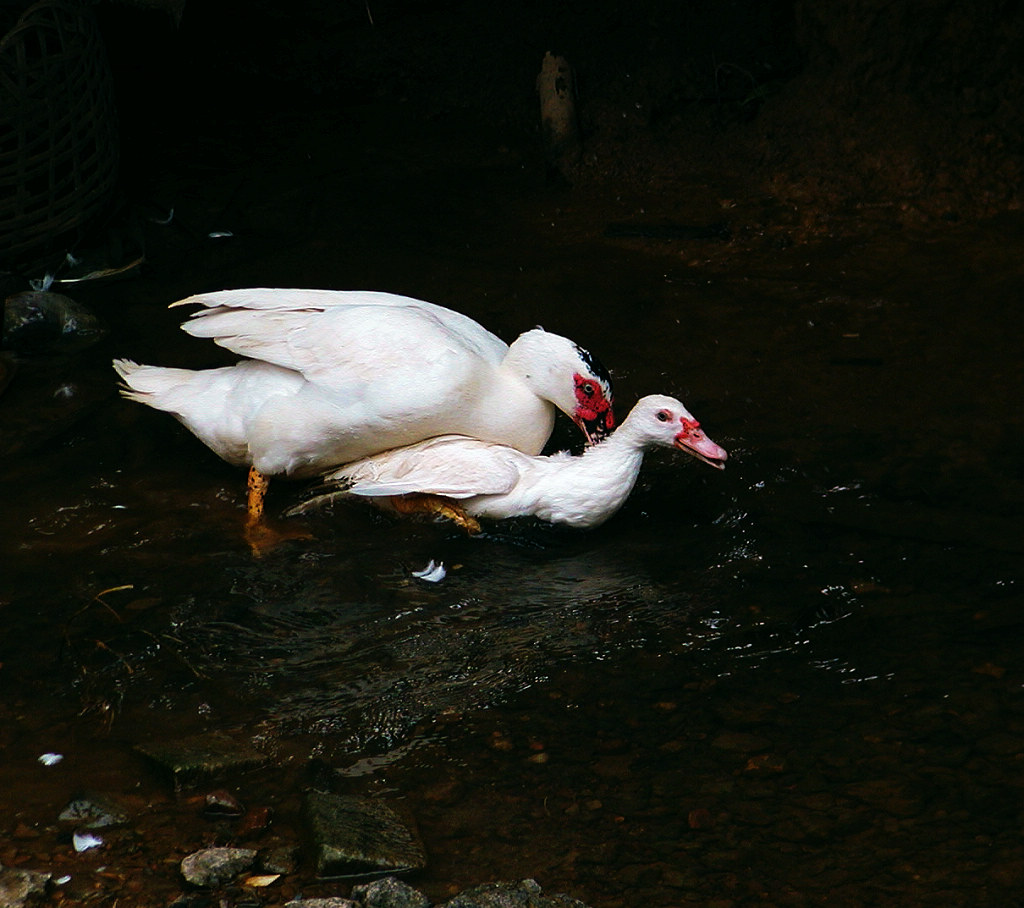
502;333;560;401
581;425;647;469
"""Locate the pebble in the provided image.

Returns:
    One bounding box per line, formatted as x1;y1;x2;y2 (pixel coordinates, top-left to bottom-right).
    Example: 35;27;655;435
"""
201;788;244;817
352;876;430;907
59;791;130;829
180;846;257;887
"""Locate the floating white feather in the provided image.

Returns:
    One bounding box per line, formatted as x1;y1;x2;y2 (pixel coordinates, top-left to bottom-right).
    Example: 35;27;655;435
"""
411;560;447;582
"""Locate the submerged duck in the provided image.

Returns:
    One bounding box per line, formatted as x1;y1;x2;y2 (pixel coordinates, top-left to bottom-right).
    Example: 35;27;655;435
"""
113;289;614;533
289;394;727;532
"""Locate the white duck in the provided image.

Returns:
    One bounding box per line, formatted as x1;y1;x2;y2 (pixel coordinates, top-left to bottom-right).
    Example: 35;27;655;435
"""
113;288;614;533
289;394;727;532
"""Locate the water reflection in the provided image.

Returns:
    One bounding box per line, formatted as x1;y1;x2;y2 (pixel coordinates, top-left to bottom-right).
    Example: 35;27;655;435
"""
139;511;739;757
4;400;916;748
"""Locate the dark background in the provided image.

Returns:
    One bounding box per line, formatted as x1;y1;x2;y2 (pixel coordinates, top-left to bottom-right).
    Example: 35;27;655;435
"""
95;0;1024;239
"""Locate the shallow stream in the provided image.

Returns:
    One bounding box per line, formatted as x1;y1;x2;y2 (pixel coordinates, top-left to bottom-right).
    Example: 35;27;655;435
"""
2;100;1023;907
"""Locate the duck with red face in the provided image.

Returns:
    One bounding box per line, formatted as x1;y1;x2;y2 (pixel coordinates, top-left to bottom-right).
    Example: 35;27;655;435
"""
663;412;728;470
573;370;615;443
113;288;617;539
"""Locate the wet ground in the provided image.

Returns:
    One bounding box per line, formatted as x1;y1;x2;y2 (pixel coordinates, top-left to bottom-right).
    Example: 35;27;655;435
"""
3;79;1024;908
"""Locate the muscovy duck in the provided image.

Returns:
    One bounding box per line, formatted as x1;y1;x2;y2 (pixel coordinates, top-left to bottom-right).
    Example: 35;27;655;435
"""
290;393;726;532
114;288;614;537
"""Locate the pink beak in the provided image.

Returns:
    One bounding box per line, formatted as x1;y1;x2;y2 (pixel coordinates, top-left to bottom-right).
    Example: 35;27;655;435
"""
675;419;728;470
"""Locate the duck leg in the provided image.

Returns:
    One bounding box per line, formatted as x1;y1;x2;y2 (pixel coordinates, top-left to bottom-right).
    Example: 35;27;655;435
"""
245;466;311;555
246;466;270;525
388;494;482;534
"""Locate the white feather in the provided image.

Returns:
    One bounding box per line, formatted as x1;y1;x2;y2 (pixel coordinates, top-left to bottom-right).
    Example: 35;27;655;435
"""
411;560;447;582
73;832;104;852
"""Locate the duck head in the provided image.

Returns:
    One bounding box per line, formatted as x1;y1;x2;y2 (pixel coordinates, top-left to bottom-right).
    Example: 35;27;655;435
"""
508;328;615;443
626;394;728;469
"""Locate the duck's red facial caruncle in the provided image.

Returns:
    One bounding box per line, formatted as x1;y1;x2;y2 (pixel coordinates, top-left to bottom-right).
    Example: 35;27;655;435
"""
671;414;728;470
573;372;615;444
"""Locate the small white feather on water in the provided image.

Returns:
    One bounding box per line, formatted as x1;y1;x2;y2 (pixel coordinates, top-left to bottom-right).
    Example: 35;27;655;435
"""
38;752;63;766
411;560;446;582
73;832;103;852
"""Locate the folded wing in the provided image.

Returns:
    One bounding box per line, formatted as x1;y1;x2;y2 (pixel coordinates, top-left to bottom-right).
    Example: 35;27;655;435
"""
327;436;526;499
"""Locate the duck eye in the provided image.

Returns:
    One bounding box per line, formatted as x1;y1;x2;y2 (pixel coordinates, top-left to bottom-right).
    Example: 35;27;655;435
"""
582;382;595;397
656;410;671;422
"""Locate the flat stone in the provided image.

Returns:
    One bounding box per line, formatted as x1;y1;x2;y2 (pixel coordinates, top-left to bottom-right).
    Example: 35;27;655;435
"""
135;731;267;789
304;792;426;878
180;846;257;887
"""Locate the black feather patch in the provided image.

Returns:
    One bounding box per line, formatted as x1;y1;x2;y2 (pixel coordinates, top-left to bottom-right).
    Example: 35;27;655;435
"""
574;343;613;389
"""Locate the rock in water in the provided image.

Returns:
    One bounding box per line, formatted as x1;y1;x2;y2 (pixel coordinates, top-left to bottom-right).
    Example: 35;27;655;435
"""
180;847;257;887
2;291;105;352
0;865;52;905
303;792;426;878
58;791;130;829
352;876;430;908
134;731;268;789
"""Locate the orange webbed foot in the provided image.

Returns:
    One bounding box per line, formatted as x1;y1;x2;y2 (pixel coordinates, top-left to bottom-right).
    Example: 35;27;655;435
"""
388;493;482;534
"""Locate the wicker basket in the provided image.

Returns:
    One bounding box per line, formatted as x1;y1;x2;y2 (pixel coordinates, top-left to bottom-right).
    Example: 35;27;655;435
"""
0;0;119;270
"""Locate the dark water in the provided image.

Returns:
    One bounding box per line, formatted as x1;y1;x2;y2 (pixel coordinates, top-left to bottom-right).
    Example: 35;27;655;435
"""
2;102;1024;907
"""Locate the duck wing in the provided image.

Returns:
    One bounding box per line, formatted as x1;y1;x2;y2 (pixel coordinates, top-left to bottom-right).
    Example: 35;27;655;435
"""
327;436;526;499
173;289;508;391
